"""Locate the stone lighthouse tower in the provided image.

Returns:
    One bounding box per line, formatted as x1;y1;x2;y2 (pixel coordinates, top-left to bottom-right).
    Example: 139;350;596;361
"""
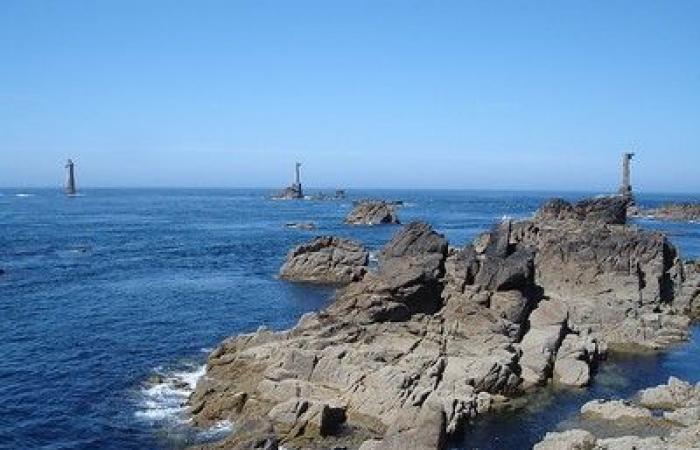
618;152;634;202
64;159;77;196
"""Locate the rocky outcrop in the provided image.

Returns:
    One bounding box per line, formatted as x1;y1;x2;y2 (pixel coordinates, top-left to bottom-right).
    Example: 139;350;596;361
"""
536;196;628;225
635;202;700;222
279;236;369;284
188;222;524;449
534;377;700;450
188;196;694;450
677;260;700;319
512;196;689;350
345;201;400;225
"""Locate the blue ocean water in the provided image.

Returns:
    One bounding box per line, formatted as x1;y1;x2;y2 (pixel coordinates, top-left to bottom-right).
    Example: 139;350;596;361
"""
1;188;698;450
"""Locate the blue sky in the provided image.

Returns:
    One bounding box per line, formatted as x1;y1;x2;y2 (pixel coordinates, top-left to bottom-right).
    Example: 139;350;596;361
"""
1;1;698;191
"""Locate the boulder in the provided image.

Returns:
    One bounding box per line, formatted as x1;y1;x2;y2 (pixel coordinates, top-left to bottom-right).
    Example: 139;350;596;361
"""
279;236;368;284
533;429;597;450
346;201;400;225
580;399;652;421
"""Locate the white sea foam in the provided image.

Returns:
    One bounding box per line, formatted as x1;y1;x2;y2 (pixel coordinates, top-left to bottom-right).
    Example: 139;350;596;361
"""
135;364;205;424
197;420;233;440
134;363;236;444
15;193;35;197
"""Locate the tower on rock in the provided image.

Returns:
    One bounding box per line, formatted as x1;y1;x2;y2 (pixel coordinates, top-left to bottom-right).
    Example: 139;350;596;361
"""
65;159;77;196
619;152;634;202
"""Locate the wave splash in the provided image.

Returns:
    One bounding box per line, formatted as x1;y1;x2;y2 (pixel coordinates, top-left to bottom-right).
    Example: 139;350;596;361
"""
135;363;232;444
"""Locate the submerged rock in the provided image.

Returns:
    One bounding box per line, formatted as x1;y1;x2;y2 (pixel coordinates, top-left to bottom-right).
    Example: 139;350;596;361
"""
535;377;700;450
284;222;316;230
279;236;369;284
345;201;400;225
189;196;696;450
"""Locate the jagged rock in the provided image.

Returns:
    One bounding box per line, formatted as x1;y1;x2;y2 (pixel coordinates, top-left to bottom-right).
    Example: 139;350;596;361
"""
638;376;700;410
677;261;700;319
511;198;688;349
533;429;596;450
279;236;368;284
330;222;448;322
638;203;700;221
536;196;627;225
189;196;695;450
345;201;400;225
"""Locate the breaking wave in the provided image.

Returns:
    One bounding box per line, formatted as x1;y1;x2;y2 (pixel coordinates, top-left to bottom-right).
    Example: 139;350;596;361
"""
134;363;232;444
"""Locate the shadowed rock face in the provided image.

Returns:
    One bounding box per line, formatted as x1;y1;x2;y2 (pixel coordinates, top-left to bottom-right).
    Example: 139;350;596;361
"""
279;236;369;284
328;222;448;322
187;197;696;450
345;201;400;225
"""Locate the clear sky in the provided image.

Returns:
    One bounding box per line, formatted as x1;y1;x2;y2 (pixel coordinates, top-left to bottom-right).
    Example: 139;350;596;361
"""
1;1;698;192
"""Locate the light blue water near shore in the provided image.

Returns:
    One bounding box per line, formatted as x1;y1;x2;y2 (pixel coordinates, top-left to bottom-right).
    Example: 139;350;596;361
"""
1;188;699;450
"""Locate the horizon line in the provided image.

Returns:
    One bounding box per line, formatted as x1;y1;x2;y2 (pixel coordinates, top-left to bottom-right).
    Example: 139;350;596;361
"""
2;186;700;196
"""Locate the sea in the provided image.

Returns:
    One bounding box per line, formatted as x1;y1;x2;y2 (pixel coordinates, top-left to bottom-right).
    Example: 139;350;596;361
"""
1;188;699;450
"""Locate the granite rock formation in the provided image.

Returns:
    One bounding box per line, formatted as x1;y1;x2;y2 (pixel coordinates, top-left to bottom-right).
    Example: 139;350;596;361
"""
512;196;690;350
345;201;400;225
535;196;628;225
279;236;369;284
534;377;700;450
188;196;696;450
635;203;700;222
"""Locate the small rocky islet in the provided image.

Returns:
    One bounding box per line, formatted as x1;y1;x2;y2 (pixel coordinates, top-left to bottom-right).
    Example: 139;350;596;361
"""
345;200;401;226
632;202;700;222
186;195;699;450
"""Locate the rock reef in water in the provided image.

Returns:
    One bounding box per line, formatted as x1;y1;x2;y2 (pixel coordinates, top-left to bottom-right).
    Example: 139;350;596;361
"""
633;202;700;222
534;377;700;450
284;222;317;231
188;196;697;450
279;236;369;284
345;201;400;225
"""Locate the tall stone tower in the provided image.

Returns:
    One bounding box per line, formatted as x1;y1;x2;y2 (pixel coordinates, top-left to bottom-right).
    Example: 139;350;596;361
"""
292;162;303;198
64;159;76;195
619;152;634;201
